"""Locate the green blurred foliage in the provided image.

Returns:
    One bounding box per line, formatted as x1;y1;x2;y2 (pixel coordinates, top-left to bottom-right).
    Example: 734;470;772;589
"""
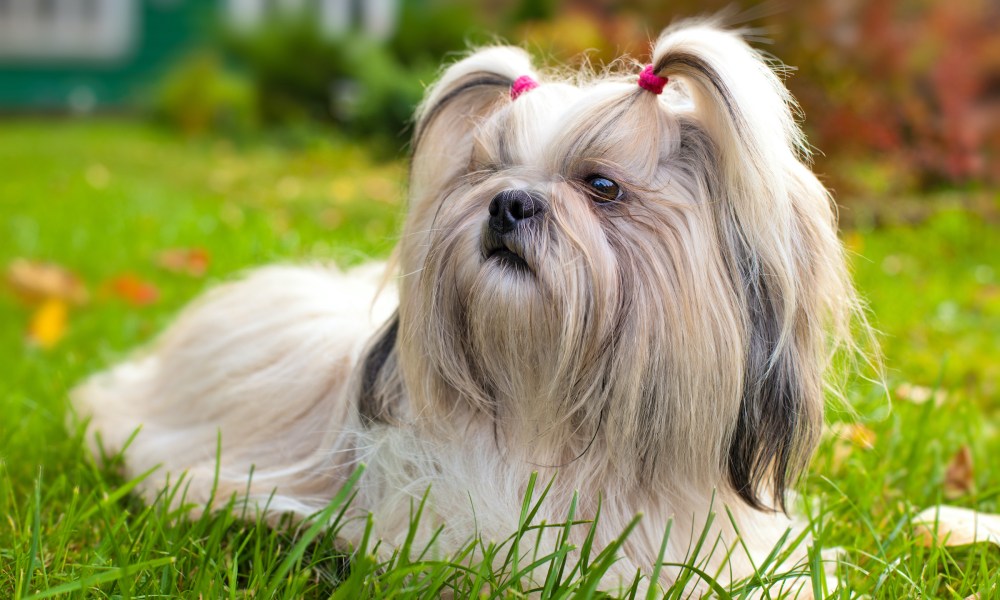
389;0;490;67
224;20;428;144
147;0;998;194
152;51;258;137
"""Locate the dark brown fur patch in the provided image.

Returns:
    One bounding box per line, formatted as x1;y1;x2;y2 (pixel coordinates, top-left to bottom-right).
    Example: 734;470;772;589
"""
358;312;400;426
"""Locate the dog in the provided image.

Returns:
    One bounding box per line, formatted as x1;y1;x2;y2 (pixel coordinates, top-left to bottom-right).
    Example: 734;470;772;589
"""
73;22;863;596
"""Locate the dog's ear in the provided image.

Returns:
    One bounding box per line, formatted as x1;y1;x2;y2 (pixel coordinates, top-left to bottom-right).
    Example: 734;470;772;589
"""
413;46;535;151
649;23;808;220
651;25;854;510
406;47;536;241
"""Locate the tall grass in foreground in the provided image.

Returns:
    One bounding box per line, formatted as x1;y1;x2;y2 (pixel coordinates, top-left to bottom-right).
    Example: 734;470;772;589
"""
6;435;834;600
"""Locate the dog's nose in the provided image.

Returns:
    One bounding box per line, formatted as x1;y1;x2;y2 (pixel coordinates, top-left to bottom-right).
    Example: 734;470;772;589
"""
488;190;543;234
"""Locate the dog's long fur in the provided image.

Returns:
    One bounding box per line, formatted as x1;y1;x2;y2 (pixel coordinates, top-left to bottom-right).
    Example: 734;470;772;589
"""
73;23;862;594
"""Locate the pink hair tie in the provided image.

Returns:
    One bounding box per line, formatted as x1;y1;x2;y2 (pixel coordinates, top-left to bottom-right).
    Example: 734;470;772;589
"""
510;75;539;100
638;65;668;95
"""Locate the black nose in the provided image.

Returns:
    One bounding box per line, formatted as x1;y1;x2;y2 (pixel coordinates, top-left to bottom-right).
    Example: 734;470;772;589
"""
488;190;543;234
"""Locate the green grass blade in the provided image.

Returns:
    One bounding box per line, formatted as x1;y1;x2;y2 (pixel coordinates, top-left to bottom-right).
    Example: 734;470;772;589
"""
263;464;365;596
23;557;175;599
17;469;42;600
646;517;674;600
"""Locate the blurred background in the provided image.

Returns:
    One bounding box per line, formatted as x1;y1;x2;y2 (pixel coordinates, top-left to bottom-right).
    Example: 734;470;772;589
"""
0;0;997;401
1;0;997;199
1;4;999;595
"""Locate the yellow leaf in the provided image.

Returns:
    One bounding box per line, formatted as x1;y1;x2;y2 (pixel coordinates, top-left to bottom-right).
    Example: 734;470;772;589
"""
913;505;1000;547
843;231;864;252
28;298;68;349
849;424;876;449
829;422;876;449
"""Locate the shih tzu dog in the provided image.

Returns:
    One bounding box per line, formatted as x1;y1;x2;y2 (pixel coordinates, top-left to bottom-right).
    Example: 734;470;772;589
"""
73;23;862;596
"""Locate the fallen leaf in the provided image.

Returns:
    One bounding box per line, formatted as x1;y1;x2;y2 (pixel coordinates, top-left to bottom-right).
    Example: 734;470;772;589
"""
965;585;997;600
896;382;947;406
110;274;159;306
913;505;1000;547
827;422;877;470
849;424;876;449
27;298;68;349
6;259;88;305
944;446;975;499
829;422;877;449
157;248;210;277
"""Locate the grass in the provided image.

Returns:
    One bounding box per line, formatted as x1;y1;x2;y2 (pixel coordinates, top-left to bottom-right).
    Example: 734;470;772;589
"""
1;119;998;598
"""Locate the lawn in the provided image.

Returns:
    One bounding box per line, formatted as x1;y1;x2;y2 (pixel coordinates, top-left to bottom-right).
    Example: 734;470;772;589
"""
1;119;998;598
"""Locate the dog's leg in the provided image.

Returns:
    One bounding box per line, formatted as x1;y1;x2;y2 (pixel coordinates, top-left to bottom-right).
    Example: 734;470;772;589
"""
72;264;395;518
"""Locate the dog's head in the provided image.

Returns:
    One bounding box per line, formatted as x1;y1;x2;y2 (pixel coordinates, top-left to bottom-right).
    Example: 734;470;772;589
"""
390;24;860;511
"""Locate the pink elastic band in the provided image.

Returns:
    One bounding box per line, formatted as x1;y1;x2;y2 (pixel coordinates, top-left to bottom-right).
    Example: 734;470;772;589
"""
510;75;539;100
638;65;668;95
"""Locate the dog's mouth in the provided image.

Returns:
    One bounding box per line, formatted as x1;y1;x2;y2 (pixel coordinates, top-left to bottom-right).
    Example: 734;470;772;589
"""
487;247;530;270
482;234;532;273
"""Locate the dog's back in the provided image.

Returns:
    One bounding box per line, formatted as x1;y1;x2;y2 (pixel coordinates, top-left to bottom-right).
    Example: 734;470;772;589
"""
72;264;395;516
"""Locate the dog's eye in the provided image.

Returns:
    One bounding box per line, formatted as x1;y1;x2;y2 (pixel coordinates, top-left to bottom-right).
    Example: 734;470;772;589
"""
585;175;622;203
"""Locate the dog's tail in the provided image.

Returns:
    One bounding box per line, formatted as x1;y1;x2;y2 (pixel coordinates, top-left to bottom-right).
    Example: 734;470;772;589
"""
71;264;396;518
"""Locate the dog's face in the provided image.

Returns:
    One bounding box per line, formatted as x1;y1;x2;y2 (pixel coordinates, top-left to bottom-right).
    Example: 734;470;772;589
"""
390;27;859;511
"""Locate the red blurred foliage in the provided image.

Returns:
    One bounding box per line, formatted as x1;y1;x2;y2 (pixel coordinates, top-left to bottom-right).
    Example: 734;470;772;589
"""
782;0;1000;191
511;0;1000;193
